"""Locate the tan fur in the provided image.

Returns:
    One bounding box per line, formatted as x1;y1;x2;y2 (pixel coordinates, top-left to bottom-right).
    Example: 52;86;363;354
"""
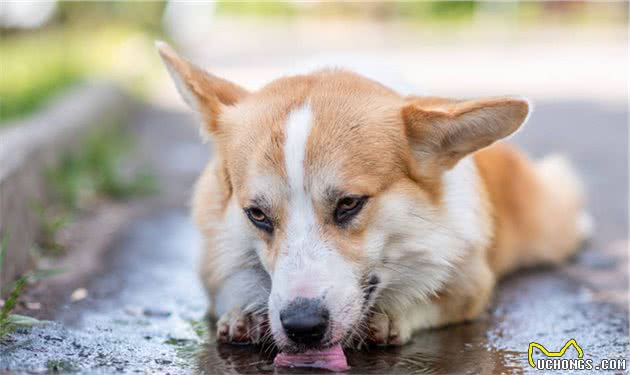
157;42;589;347
476;143;587;277
193;161;230;300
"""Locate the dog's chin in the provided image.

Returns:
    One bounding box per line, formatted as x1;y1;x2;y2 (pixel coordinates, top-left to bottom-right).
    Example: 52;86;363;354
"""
334;289;379;348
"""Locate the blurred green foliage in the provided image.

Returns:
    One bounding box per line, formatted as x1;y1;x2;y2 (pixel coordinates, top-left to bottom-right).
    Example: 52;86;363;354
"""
0;1;625;122
47;124;157;211
216;1;298;17
396;1;477;21
55;2;166;32
215;1;479;19
0;233;54;339
37;123;156;256
0;32;84;123
214;0;626;24
0;270;29;339
0;26;158;124
0;1;167;124
33;203;69;256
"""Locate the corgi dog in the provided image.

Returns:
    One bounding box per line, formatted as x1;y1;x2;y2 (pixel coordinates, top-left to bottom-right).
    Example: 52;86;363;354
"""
157;42;591;352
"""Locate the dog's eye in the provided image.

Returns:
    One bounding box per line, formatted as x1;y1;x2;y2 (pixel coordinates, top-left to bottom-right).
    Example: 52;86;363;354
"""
244;207;273;233
334;196;368;225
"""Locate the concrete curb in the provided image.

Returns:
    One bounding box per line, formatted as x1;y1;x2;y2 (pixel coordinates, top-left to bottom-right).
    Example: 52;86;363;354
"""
0;81;133;293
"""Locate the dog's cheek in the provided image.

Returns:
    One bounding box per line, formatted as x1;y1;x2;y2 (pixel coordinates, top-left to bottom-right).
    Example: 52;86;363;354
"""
252;226;289;276
254;241;277;275
321;218;377;270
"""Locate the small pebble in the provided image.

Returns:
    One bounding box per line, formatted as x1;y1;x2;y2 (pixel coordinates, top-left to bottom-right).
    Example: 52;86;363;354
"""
25;302;42;310
71;288;88;302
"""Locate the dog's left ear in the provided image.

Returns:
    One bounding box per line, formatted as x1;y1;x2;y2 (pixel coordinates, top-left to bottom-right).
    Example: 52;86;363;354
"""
156;41;249;139
402;97;530;170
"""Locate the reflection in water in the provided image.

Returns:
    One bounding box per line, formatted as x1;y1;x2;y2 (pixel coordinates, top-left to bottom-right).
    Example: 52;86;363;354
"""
195;318;524;375
194;259;629;375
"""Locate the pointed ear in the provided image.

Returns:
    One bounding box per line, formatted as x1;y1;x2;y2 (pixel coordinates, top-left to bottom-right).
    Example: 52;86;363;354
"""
402;97;530;169
156;41;249;139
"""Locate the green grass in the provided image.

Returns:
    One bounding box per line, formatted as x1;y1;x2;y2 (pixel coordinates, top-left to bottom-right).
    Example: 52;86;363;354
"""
47;124;157;211
163;319;209;362
38;123;156;255
0;275;29;338
0;233;42;339
46;359;77;372
0;233;7;275
32;203;70;256
0;232;65;339
188;318;209;340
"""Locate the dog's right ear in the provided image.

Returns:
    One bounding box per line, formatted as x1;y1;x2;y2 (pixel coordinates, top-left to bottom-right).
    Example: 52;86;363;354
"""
402;97;530;171
156;41;249;139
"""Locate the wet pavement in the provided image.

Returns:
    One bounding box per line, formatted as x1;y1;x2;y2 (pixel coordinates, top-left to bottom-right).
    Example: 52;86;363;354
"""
1;100;628;374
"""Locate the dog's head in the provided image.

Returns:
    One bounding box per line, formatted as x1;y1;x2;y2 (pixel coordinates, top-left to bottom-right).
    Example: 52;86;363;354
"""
158;43;529;351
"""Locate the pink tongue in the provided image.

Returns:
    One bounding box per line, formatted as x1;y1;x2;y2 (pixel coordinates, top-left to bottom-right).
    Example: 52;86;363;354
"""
274;344;349;372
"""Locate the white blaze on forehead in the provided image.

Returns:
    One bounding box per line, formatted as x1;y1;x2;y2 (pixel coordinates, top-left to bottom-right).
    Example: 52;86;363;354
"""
278;104;336;297
268;104;363;345
283;104;313;194
278;104;320;298
282;103;317;262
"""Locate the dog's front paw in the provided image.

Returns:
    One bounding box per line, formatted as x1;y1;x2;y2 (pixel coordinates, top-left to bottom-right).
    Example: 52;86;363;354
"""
216;309;268;344
367;311;411;346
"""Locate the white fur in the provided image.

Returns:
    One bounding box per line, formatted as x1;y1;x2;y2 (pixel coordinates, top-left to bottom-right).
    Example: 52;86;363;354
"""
157;43;199;112
268;105;362;348
442;156;489;251
206;186;270;317
283;105;312;198
167;67;196;112
157;42;212;141
366;156;489;323
401;302;441;334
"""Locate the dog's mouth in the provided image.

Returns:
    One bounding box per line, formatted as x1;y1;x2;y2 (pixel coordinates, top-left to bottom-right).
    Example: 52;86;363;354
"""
273;272;380;370
274;274;379;371
274;316;349;371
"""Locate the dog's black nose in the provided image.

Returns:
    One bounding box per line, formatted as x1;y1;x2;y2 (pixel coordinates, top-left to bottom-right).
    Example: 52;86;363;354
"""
280;298;329;346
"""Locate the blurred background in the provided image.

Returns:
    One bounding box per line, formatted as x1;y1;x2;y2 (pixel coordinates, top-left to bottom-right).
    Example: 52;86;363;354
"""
0;2;628;373
1;0;627;122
